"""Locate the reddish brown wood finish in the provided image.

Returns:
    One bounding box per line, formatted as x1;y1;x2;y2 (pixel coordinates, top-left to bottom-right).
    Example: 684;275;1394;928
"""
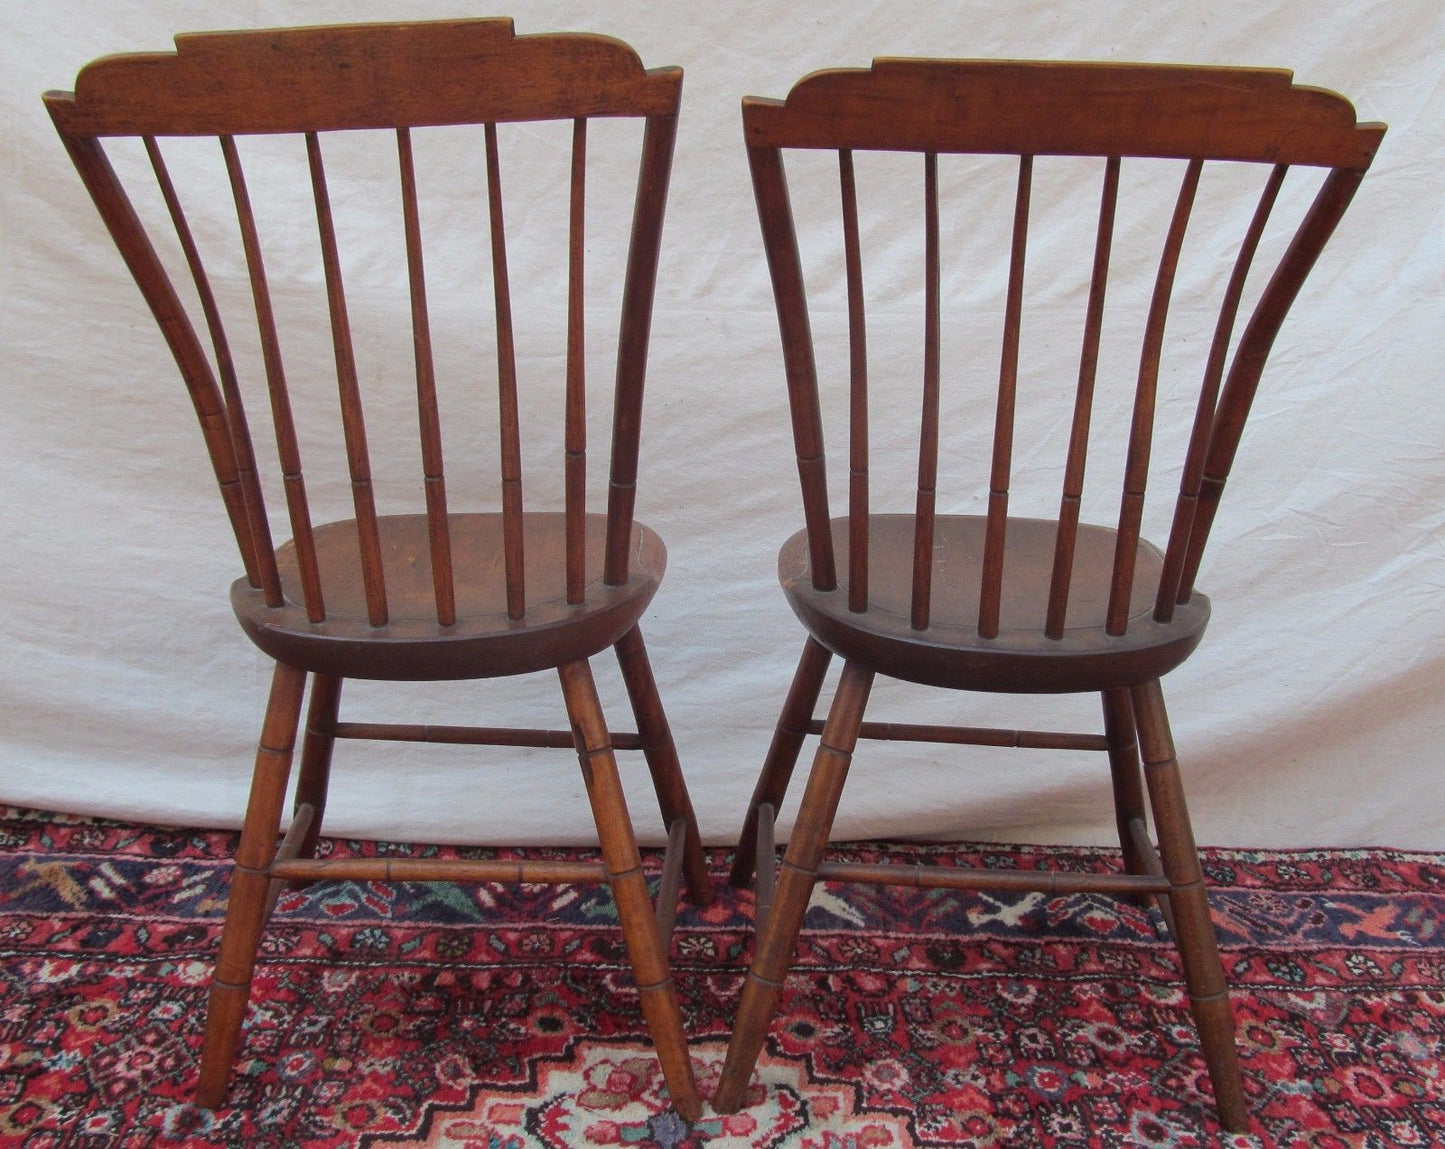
47;19;706;1120
910;151;941;631
839;151;869;614
566;118;589;605
558;658;701;1119
719;60;1382;1132
397;126;457;626
728;636;833;889
978;154;1031;639
144;137;277;600
1046;156;1118;639
196;662;306;1108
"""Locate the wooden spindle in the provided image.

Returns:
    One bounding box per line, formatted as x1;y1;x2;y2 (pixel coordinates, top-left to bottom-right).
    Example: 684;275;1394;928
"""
221;135;326;621
307;132;388;627
566;118;588;605
1046;156;1119;639
747;143;835;591
840;149;869;613
1178;167;1368;600
145;136;278;601
485;122;526;619
605;113;680;586
52;131;255;591
397;128;456;626
910;151;941;631
978;155;1033;638
1106;158;1202;636
1155;164;1285;620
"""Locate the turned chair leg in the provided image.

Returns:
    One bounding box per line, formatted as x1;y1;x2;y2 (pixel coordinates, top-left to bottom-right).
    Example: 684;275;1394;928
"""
1101;687;1170;919
1102;688;1149;877
728;638;833;889
1131;679;1249;1133
559;659;702;1122
292;674;342;864
613;625;713;908
272;674;344;900
715;659;873;1114
196;662;307;1109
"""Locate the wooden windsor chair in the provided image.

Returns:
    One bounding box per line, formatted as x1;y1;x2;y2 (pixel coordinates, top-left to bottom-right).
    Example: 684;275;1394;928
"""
46;19;711;1119
714;61;1383;1130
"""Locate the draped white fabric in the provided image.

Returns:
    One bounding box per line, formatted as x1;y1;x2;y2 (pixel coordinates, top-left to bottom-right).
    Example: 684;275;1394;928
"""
3;1;1442;849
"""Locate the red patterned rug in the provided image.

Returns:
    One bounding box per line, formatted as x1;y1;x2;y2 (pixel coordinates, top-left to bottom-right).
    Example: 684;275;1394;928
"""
2;804;1442;1147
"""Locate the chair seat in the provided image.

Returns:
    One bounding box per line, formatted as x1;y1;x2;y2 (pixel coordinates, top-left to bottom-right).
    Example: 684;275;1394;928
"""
233;512;667;680
779;514;1210;694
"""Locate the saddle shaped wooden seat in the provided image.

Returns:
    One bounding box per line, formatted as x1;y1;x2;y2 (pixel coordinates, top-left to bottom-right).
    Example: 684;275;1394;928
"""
714;60;1383;1132
48;19;710;1120
237;512;668;680
779;514;1209;694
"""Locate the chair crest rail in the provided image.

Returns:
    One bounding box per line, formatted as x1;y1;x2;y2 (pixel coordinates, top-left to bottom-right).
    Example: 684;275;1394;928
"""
45;20;682;137
742;60;1383;168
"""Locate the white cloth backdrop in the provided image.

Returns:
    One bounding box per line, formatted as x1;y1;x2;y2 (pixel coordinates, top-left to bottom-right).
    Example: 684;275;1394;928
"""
2;1;1442;849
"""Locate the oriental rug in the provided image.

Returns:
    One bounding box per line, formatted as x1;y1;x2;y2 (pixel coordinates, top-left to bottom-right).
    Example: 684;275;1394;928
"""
1;805;1441;1147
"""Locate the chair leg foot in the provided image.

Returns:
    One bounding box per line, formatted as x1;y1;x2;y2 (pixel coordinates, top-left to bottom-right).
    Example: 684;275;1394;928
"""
196;978;252;1108
560;658;702;1122
729;638;832;890
715;660;872;1114
196;663;307;1109
613;625;713;908
1131;679;1249;1133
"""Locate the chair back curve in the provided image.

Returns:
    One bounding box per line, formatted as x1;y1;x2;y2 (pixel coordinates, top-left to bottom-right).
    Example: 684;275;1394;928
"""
744;60;1383;641
45;19;682;631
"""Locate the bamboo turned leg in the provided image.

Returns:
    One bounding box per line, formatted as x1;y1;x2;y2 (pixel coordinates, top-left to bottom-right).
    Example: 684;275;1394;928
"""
1101;688;1160;914
728;638;833;889
262;674;341;917
196;662;307;1109
1102;688;1148;874
1130;679;1249;1133
613;626;713;908
559;659;701;1122
714;660;873;1114
283;674;343;893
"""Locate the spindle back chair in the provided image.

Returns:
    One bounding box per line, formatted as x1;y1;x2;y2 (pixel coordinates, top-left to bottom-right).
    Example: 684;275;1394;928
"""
47;19;709;1119
716;61;1382;1130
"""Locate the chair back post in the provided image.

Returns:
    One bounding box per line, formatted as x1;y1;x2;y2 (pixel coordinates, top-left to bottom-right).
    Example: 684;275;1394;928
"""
1152;163;1287;622
1172;164;1370;602
744;124;837;592
605;101;681;586
46;123;269;596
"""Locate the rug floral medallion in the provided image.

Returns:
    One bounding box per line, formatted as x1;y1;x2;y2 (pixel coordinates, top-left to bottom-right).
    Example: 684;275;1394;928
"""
2;806;1442;1147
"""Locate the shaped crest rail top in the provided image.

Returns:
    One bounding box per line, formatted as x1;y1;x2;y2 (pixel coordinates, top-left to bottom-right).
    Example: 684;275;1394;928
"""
45;19;681;137
742;59;1383;168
